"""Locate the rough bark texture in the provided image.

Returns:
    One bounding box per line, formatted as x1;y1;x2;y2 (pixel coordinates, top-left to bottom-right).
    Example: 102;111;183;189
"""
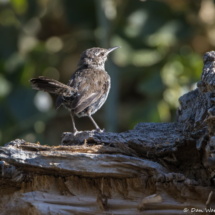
1;52;215;214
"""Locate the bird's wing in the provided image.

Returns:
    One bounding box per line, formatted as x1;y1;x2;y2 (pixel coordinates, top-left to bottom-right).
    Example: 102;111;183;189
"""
70;69;107;114
73;91;103;114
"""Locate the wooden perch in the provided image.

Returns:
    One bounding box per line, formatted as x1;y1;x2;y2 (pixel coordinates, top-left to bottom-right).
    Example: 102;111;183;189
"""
1;51;215;214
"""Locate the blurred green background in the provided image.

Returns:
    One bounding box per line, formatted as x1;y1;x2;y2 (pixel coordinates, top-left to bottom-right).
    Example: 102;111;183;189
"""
0;0;214;145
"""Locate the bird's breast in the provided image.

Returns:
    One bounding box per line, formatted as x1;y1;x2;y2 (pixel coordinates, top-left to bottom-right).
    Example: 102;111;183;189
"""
90;76;111;115
76;75;110;117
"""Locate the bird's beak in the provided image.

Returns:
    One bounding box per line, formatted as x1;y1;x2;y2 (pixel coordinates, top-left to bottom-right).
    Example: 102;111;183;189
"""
106;46;121;54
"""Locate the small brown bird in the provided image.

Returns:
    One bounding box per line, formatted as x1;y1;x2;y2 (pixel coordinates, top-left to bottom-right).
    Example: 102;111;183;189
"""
30;46;120;135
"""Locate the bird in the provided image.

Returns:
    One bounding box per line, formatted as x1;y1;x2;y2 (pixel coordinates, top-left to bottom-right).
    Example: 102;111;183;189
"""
30;46;120;135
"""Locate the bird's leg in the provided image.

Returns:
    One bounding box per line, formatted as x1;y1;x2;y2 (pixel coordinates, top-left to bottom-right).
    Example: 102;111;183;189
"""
87;113;103;132
70;110;78;135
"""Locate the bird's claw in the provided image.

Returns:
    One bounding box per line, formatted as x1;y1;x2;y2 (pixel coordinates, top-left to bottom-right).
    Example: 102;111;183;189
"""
73;129;79;136
96;128;105;133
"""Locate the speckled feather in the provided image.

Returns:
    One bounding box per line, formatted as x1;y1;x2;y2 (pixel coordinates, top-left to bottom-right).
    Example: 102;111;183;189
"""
65;68;110;115
30;46;120;131
57;48;113;117
30;76;77;97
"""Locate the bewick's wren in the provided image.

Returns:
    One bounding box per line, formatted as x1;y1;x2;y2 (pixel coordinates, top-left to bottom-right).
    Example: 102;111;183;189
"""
30;46;120;135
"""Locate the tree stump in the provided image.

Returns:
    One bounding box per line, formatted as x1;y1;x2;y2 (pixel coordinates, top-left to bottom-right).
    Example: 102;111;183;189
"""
1;52;215;215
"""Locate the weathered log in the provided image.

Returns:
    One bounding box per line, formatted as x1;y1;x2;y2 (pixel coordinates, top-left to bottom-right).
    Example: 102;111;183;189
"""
1;51;215;214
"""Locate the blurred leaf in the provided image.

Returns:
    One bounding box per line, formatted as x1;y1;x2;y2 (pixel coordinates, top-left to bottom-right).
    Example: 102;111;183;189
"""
132;49;163;67
124;9;148;38
147;20;182;47
11;0;28;15
0;9;20;26
0;74;12;97
20;60;35;86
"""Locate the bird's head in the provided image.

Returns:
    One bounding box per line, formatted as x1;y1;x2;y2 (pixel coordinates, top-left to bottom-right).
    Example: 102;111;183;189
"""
78;46;120;70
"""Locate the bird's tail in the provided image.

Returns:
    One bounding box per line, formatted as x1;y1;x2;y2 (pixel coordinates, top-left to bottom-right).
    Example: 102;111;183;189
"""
30;76;76;97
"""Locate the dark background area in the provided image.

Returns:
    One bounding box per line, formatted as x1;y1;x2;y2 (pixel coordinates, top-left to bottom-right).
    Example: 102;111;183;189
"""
0;0;214;145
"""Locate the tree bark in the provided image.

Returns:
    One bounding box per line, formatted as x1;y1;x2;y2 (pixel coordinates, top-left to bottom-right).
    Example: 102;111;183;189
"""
1;52;215;215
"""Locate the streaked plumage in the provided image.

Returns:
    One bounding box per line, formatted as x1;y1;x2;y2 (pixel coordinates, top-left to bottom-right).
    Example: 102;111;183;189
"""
30;46;120;135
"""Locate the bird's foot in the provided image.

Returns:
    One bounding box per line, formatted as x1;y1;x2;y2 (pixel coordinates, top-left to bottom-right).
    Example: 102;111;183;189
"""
73;129;79;136
96;128;105;133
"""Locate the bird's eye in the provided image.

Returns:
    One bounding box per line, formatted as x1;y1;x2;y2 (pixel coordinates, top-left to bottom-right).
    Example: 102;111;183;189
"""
100;52;105;56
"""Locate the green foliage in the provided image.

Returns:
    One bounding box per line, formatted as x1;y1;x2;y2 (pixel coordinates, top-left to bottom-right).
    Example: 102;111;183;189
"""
0;0;213;145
